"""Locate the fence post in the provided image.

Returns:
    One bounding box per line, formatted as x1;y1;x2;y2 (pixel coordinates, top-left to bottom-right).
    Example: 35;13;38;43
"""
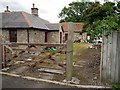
101;32;120;84
66;22;74;81
0;35;3;69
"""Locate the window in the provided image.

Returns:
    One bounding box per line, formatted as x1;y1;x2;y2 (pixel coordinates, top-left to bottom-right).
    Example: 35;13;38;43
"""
45;32;48;43
65;33;68;41
60;32;62;43
9;30;17;42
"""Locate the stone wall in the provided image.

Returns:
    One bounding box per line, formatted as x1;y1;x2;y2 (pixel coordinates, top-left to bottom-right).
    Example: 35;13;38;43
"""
17;29;45;43
17;29;28;43
2;29;60;44
2;29;28;43
17;29;28;49
73;33;81;42
29;29;45;43
81;32;87;42
63;32;82;43
2;29;45;49
47;31;60;43
2;29;9;42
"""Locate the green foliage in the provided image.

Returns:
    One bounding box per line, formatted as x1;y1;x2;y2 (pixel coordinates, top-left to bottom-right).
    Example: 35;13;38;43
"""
58;1;92;22
83;1;120;39
58;1;120;39
86;15;119;38
112;84;120;89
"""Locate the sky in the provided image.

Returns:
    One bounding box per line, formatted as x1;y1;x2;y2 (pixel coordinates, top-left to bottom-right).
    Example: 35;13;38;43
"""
0;0;119;23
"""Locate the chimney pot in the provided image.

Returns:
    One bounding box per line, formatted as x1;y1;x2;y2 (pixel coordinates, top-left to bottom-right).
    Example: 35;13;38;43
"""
33;3;35;8
6;6;9;10
4;6;10;12
31;3;38;16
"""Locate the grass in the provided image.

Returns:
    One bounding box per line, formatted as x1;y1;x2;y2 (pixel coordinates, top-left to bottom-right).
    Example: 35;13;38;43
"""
112;84;120;89
73;42;91;62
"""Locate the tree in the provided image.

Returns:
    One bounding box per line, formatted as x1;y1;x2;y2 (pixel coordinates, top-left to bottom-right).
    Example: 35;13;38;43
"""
83;1;120;39
58;1;92;22
58;1;120;39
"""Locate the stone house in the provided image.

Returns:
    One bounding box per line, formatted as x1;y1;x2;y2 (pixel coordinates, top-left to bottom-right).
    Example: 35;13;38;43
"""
0;4;86;45
60;22;85;43
0;4;61;44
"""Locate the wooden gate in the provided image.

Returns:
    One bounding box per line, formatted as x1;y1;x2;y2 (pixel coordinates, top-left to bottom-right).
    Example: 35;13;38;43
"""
1;43;67;69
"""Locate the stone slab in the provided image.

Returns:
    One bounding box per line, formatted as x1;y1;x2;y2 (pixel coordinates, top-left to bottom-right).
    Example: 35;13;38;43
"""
38;68;65;74
10;66;29;74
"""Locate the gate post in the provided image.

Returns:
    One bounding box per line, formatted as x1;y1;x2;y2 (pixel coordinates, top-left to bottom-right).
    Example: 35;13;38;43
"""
66;22;74;81
0;13;2;69
0;12;2;90
0;35;3;69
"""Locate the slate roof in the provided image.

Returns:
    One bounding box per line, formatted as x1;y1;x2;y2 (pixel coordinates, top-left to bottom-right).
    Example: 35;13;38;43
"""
1;12;29;28
46;23;60;30
61;22;84;33
0;11;59;30
0;11;84;32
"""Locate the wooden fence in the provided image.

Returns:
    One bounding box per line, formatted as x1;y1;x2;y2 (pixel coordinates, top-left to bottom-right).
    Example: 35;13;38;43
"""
101;32;120;84
1;43;66;68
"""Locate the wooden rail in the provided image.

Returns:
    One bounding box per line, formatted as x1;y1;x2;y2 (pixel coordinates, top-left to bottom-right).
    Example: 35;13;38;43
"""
12;48;66;53
1;43;66;69
1;43;66;47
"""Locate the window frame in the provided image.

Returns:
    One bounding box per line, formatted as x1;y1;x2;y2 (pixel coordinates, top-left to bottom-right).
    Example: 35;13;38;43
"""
9;30;17;42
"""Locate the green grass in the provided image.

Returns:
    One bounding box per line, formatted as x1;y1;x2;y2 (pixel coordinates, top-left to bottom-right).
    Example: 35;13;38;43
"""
73;42;91;62
112;84;120;89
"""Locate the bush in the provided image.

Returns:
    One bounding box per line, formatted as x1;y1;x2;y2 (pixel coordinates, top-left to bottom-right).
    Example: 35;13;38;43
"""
112;84;120;90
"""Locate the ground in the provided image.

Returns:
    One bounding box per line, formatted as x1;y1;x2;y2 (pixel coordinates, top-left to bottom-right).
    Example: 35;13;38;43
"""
3;43;102;86
2;75;71;88
73;43;101;85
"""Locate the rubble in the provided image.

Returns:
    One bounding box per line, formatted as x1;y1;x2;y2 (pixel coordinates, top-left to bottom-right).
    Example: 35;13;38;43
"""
14;61;25;64
93;76;97;80
2;67;10;71
25;58;32;61
63;77;80;84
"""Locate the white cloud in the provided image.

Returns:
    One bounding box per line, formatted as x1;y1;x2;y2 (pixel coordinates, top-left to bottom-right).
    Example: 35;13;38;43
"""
0;0;29;12
0;0;75;23
0;0;118;23
17;0;75;23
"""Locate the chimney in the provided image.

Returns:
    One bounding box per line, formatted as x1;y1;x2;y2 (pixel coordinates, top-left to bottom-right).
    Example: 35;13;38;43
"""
4;6;10;12
31;3;38;16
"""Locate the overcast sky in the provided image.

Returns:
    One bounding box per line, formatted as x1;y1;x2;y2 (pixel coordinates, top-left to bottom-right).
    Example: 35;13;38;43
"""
0;0;118;23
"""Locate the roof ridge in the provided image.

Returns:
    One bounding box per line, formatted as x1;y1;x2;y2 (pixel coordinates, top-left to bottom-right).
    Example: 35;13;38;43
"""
22;12;32;27
46;23;59;25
